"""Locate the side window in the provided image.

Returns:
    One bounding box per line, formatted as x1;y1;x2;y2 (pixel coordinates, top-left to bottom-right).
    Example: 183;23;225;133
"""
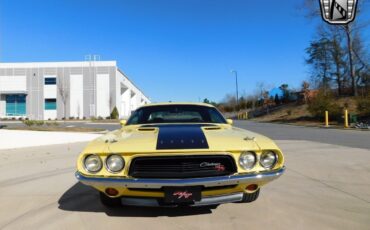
209;109;225;123
127;110;142;124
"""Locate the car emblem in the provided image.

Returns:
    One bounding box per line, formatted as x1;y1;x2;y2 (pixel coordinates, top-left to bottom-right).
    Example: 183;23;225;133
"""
200;162;226;172
214;164;225;172
173;191;193;199
319;0;358;25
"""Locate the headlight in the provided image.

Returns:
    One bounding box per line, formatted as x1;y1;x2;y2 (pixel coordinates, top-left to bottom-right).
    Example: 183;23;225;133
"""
260;151;278;169
84;155;102;173
239;151;257;170
106;154;125;173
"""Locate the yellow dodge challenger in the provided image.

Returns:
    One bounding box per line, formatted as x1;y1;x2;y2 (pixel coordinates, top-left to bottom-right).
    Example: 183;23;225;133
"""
76;103;285;207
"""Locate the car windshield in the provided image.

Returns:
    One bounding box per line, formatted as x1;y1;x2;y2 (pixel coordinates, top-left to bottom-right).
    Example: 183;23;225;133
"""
126;105;227;125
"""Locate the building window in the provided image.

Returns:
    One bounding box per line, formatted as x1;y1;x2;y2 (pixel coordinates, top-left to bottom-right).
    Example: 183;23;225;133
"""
45;99;57;110
44;77;56;85
5;94;26;116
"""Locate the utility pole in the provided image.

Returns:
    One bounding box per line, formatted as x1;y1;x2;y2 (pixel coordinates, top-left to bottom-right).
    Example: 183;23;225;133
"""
231;70;239;112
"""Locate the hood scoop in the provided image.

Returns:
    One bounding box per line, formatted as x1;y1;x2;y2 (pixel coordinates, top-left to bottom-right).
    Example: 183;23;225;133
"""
204;126;222;130
137;127;157;131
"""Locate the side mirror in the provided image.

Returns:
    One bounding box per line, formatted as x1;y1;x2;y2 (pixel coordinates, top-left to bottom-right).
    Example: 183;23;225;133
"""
226;119;233;125
120;120;127;127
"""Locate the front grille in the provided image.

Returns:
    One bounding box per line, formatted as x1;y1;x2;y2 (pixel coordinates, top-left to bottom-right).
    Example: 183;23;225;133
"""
129;155;237;179
127;185;238;193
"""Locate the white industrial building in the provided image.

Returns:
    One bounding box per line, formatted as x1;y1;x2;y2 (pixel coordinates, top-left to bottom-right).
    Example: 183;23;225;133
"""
0;61;150;120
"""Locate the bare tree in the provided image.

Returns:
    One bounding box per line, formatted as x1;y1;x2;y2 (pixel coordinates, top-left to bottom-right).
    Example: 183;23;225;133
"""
109;94;114;119
256;82;266;100
301;81;311;104
342;24;357;96
77;103;81;119
303;0;370;96
335;21;369;96
58;82;69;120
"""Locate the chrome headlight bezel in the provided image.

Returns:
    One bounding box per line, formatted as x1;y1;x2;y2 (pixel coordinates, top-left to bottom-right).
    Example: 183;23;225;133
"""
260;151;278;169
84;154;103;173
239;151;257;170
105;154;125;173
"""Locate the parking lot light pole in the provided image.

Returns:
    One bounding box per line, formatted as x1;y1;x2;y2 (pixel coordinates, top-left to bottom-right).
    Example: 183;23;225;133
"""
231;70;239;112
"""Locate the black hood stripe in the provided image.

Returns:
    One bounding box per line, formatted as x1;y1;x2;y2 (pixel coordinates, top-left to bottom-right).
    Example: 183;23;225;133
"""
142;124;211;150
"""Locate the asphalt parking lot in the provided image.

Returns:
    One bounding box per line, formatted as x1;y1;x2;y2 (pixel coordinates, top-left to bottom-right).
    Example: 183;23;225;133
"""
2;120;369;149
0;121;369;229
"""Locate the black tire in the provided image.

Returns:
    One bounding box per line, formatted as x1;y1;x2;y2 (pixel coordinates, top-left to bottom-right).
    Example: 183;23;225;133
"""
240;189;260;203
99;192;121;207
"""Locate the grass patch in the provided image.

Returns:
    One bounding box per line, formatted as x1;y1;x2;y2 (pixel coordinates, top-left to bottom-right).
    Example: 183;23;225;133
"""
5;126;105;133
88;119;120;123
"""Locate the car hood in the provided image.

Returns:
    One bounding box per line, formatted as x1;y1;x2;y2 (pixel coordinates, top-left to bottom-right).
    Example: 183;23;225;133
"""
82;124;279;154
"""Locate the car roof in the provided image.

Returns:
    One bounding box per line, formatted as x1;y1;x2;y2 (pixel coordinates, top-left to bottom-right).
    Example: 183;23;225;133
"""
139;102;215;108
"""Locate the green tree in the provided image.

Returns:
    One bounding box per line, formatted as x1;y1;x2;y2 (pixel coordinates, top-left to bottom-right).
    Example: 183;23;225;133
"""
356;95;370;117
203;98;210;104
307;89;342;120
306;38;333;93
274;94;280;105
279;84;290;102
110;106;119;119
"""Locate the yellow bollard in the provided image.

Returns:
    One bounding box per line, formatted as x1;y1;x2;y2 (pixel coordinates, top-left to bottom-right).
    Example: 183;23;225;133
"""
344;110;349;128
325;111;329;127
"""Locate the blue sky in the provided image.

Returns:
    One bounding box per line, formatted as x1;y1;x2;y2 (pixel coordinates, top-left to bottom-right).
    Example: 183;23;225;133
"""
0;0;369;102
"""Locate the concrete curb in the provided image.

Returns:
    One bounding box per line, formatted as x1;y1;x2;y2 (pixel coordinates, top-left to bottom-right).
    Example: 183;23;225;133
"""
248;120;370;132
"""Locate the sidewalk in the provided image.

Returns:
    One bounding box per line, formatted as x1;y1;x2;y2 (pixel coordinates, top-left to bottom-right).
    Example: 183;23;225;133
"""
0;130;101;150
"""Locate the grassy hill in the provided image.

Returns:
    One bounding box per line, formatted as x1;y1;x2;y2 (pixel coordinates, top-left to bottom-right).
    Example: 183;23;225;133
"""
251;97;361;127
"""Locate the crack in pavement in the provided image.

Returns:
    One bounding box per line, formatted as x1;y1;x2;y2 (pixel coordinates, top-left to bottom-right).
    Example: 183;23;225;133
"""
288;168;370;204
0;167;75;187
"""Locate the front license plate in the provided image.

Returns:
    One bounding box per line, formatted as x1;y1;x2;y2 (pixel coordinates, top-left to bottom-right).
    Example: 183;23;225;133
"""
164;186;202;203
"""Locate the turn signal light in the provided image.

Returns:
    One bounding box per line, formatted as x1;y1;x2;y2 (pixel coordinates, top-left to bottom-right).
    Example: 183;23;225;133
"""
246;184;258;191
105;188;119;196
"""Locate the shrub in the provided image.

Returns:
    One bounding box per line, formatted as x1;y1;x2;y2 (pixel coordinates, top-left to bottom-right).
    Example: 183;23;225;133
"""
356;95;370;117
110;106;119;119
34;120;44;126
46;121;59;126
23;120;35;127
307;90;342;120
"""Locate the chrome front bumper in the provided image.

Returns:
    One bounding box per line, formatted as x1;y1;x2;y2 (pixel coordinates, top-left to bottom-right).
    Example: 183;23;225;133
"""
75;167;285;189
120;193;244;207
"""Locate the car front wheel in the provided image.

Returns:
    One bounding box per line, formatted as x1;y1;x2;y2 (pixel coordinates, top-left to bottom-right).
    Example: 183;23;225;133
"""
99;192;121;207
240;189;260;203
